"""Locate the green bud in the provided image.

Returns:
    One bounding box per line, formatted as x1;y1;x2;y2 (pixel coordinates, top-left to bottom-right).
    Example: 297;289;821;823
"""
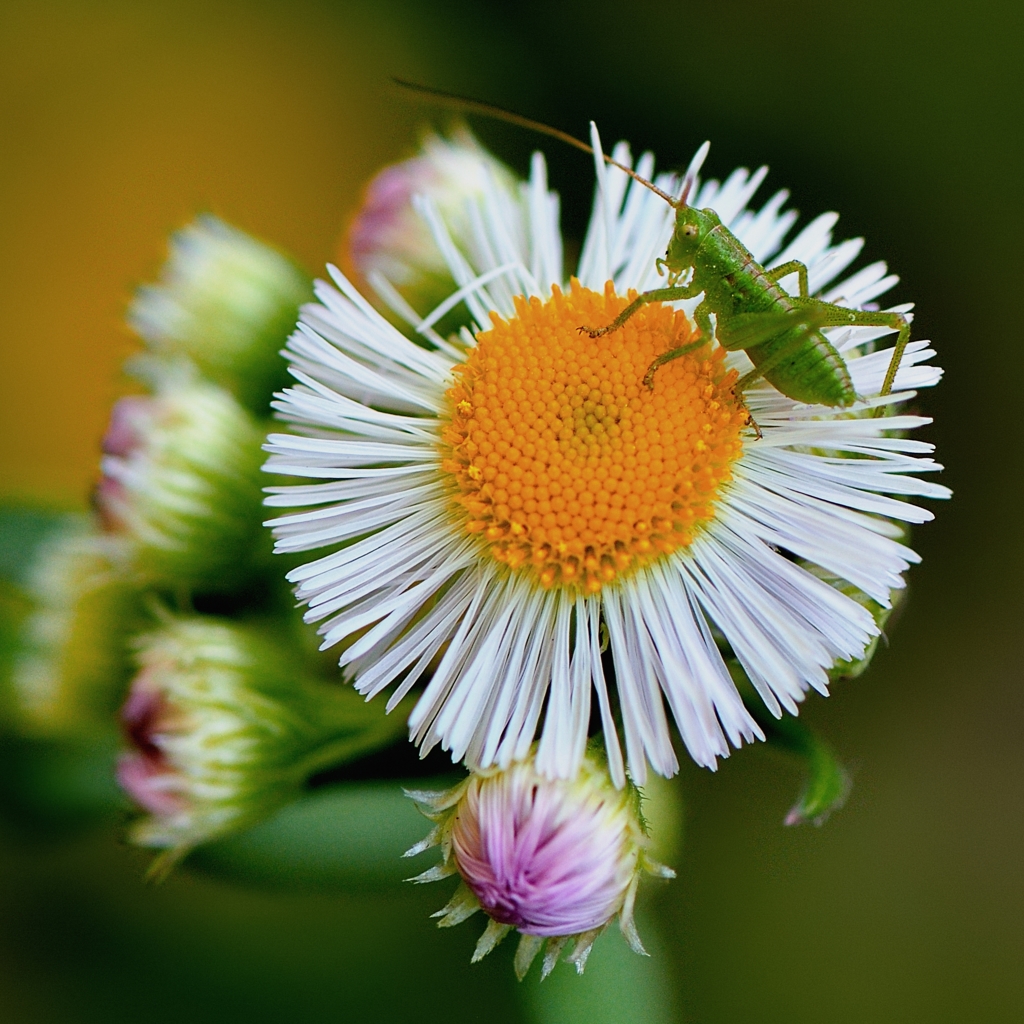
118;617;407;874
96;379;267;593
10;523;138;737
129;215;311;413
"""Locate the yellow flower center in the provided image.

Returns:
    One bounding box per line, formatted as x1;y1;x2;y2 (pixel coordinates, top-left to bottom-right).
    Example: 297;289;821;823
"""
440;281;747;593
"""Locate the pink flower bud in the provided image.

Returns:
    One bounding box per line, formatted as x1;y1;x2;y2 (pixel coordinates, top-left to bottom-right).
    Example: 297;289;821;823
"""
407;751;673;979
95;397;155;532
117;617;408;877
451;760;639;937
117;671;188;818
346;130;519;315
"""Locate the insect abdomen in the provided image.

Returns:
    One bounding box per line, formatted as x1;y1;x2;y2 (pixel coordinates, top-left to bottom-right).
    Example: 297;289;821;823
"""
754;328;856;406
702;238;857;407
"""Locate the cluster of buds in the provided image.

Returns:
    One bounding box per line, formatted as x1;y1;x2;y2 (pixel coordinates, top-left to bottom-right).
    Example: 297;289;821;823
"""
95;379;267;592
7;216;313;756
119;617;405;875
406;750;673;979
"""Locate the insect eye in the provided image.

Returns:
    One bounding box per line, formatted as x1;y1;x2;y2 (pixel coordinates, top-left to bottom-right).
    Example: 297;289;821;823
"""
683;224;698;237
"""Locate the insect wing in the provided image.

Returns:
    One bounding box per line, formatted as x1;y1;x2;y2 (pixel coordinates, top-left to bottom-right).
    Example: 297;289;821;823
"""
716;308;827;352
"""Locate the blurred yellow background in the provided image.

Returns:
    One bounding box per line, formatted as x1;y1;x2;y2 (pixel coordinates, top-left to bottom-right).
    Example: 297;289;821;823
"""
0;0;430;502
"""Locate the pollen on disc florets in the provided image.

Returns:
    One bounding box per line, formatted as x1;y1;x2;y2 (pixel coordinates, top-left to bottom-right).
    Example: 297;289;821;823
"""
439;280;747;594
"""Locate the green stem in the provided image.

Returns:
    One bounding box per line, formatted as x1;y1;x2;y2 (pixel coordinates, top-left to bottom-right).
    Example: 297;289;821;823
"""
291;692;416;781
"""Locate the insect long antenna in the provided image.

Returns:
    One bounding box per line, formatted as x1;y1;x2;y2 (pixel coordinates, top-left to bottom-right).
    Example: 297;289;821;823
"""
677;141;711;207
392;78;680;207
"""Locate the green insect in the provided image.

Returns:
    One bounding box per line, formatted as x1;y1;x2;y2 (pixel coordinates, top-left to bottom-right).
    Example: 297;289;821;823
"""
580;169;910;407
396;80;911;409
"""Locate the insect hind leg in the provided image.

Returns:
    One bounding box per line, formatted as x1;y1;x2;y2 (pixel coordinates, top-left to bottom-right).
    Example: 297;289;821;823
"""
793;298;911;408
766;260;810;298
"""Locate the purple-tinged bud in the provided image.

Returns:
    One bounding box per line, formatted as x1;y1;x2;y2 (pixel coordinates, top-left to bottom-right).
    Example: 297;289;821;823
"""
119;617;408;876
117;674;187;818
95;380;266;593
346;130;520;318
406;751;673;980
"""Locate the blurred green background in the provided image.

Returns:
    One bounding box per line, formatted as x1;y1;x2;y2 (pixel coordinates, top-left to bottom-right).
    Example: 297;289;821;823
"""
1;0;1021;1020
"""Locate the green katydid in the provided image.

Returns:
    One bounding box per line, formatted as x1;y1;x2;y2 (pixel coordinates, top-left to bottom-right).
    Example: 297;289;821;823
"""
579;168;910;407
394;80;912;409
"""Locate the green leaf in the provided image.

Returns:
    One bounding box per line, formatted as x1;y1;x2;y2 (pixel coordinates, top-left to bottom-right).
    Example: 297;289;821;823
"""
189;777;461;889
728;659;851;827
770;717;851;827
0;731;125;836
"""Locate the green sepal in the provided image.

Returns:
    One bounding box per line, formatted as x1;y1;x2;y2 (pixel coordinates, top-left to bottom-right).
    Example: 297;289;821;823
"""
522;911;677;1023
801;562;905;682
728;660;851;826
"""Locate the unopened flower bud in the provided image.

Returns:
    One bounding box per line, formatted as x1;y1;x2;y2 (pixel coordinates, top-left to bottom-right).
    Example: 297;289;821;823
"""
347;130;520;317
10;524;136;736
119;617;404;873
129;215;311;413
406;750;673;980
96;381;266;592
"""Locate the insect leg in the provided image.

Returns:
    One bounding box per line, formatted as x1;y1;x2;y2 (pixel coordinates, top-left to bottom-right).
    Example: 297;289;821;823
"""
716;307;822;351
579;282;702;338
793;299;911;400
642;339;708;389
646;308;820;390
692;298;714;340
641;299;715;389
766;260;810;297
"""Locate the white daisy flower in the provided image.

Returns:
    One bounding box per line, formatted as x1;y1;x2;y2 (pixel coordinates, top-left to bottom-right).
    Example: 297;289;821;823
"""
264;129;949;787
